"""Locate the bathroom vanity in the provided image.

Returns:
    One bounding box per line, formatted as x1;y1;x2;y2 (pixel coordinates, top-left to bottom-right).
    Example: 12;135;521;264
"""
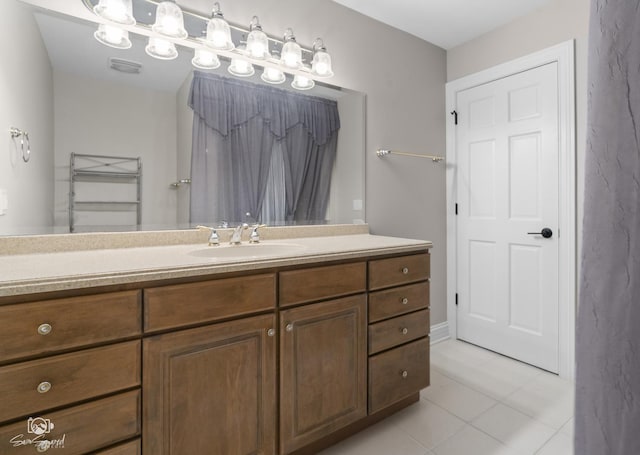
0;228;431;455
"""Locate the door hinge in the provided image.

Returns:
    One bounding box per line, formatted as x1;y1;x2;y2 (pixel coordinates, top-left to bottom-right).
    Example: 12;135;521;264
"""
450;110;458;125
455;293;458;306
455;203;458;215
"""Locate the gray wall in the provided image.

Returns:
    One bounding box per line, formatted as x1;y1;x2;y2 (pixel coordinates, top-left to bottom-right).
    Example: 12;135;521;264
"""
447;0;590;295
53;71;179;230
183;0;449;323
0;1;53;235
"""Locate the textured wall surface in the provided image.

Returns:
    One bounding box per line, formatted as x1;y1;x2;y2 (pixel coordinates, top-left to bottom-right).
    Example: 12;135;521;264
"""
575;1;640;453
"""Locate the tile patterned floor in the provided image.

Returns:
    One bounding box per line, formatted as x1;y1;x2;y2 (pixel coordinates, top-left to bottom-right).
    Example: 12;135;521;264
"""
320;339;574;455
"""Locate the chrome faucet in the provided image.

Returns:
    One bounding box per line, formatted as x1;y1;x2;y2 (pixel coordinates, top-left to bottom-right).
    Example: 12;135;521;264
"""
196;225;220;246
249;224;266;243
230;223;248;245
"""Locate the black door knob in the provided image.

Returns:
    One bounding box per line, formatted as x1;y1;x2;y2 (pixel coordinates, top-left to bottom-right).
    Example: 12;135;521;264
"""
527;228;553;238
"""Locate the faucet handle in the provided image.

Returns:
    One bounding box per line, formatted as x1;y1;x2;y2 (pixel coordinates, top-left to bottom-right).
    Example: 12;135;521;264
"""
249;224;267;243
196;225;220;246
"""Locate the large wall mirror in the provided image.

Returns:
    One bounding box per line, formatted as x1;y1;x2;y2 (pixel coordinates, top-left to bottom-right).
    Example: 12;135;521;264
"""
1;0;365;236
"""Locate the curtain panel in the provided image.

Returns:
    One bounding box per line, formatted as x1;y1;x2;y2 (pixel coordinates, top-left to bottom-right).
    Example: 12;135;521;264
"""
188;71;340;225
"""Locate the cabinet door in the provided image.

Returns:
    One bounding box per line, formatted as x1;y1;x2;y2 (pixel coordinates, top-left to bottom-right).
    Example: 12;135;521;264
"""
143;314;276;455
280;295;367;454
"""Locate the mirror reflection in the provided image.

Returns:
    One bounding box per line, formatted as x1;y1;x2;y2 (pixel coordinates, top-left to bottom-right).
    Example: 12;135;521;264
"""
1;1;365;236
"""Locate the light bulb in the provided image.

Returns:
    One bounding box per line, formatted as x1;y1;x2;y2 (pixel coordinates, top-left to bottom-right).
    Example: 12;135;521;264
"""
94;0;135;25
280;29;302;69
205;4;234;51
145;37;178;60
94;23;132;49
311;39;334;78
211;30;228;48
246;16;270;60
152;1;188;39
261;67;285;84
192;48;221;69
292;74;315;90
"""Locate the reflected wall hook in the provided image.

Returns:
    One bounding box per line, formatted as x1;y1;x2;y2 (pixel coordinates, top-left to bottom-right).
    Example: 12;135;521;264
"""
376;148;444;163
9;127;31;162
169;178;191;188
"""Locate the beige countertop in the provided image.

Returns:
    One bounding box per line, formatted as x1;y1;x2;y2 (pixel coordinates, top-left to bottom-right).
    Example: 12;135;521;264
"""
0;233;431;298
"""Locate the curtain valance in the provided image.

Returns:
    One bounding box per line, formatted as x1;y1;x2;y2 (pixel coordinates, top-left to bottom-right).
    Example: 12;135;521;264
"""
189;71;340;146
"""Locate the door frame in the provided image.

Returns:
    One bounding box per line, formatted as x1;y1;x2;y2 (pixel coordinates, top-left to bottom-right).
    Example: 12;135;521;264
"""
445;40;576;379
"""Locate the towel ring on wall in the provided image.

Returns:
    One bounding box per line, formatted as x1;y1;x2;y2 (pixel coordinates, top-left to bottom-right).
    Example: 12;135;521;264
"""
9;127;31;163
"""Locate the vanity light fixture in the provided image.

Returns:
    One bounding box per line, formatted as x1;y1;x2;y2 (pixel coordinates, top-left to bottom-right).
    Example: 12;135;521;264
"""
228;44;255;77
93;0;135;25
94;23;132;49
203;2;234;50
152;0;188;39
292;74;315;90
145;36;178;60
87;0;335;90
261;66;286;84
311;38;334;78
246;16;270;60
280;28;302;69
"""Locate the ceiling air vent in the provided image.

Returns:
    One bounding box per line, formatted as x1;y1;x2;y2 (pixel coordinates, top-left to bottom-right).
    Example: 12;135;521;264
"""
108;57;142;74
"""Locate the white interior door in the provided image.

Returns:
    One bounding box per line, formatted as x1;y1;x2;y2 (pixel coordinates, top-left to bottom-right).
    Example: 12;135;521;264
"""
455;62;559;373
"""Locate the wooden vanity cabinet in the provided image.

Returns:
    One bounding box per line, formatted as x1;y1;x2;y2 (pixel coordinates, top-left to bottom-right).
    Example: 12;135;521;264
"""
142;314;277;455
0;248;431;455
279;294;367;454
367;252;431;414
0;291;142;455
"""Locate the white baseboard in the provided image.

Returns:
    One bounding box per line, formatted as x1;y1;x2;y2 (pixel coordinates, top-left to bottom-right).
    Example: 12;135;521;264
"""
430;321;450;345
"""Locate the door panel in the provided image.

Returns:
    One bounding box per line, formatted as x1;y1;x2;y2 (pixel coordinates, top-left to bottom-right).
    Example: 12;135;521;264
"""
456;62;559;372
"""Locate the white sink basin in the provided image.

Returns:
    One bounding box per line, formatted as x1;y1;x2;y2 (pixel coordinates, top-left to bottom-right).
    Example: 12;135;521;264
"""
188;242;307;260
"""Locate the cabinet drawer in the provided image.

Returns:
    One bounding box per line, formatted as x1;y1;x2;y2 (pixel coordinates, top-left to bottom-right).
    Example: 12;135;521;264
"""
368;338;430;413
369;309;430;355
369;282;430;323
0;291;141;364
279;262;366;307
0;341;140;423
144;273;276;332
368;253;430;290
0;390;140;455
94;439;140;455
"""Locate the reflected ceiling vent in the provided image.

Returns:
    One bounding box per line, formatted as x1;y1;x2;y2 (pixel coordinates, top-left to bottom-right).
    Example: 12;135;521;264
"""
108;57;142;74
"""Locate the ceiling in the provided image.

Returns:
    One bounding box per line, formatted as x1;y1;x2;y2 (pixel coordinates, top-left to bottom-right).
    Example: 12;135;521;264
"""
331;0;554;49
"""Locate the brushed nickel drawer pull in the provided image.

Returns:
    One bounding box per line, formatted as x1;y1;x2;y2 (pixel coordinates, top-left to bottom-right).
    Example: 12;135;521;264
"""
402;267;409;275
401;327;408;335
37;381;52;394
267;329;275;337
401;370;408;379
285;323;294;332
401;297;409;305
37;323;52;336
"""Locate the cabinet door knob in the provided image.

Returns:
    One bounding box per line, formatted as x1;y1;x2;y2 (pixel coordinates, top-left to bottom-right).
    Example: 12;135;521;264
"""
37;381;52;394
401;297;409;305
401;370;408;379
402;267;409;275
285;323;294;332
37;323;52;336
267;329;275;337
401;327;408;335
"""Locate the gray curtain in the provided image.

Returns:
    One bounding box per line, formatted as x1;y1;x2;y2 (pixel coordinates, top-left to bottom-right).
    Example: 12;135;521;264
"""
188;72;340;225
575;1;640;454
